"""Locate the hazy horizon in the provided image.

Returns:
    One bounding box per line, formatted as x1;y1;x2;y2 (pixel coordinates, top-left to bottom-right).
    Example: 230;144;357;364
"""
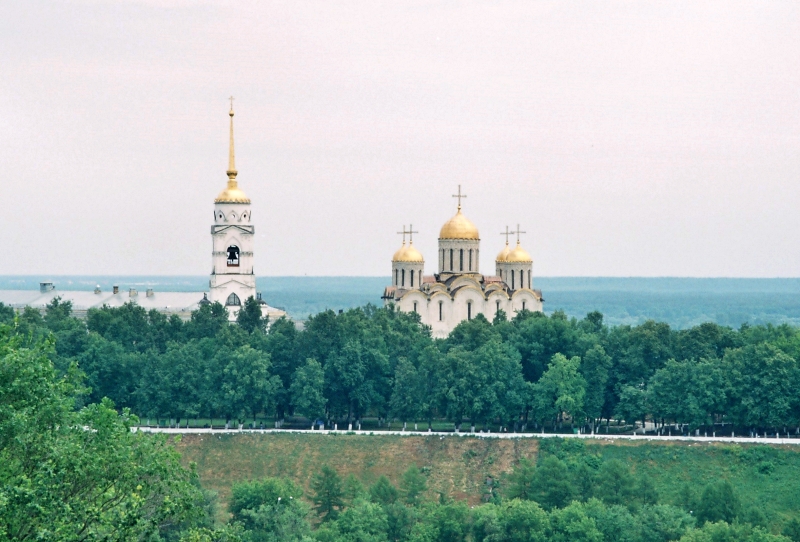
2;1;798;277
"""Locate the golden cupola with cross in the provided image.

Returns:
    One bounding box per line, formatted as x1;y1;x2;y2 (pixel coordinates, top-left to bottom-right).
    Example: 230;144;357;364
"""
209;98;257;319
438;185;481;275
391;225;424;290
496;224;533;291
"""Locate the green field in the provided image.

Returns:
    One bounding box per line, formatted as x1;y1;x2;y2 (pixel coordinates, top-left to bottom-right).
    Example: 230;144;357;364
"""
175;434;800;526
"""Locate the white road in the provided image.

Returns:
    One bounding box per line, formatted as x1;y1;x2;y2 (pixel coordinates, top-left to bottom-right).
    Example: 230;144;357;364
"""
133;427;800;445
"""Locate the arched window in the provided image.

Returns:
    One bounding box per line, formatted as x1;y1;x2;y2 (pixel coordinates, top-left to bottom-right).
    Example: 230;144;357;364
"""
395;269;398;286
410;270;415;287
496;300;500;312
226;246;240;267
226;293;241;306
522;301;527;311
469;249;473;271
511;270;515;290
401;269;405;287
528;270;531;289
467;301;472;320
519;270;524;289
460;249;464;271
450;249;454;271
413;302;417;313
439;301;443;321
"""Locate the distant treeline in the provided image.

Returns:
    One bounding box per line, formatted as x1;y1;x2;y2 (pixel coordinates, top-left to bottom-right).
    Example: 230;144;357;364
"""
3;297;800;433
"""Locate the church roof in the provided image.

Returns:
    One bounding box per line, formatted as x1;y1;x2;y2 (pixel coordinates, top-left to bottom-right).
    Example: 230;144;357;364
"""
506;242;532;262
439;209;479;240
392;242;424;263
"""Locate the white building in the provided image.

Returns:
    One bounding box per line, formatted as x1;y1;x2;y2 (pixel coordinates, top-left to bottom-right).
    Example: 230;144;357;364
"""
208;104;258;320
382;188;543;338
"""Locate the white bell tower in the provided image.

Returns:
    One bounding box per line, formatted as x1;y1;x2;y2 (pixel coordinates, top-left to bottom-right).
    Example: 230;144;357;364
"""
209;98;256;319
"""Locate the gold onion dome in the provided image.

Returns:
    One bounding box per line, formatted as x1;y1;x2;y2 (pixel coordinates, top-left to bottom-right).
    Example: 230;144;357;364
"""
496;242;511;262
215;104;251;204
393;242;424;263
506;242;532;263
439;210;480;240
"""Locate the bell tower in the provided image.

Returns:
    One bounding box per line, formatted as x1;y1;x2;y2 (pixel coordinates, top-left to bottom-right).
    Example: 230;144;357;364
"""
209;98;256;319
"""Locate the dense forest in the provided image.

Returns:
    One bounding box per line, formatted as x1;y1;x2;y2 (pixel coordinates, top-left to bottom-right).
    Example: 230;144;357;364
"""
4;298;800;539
3;296;800;435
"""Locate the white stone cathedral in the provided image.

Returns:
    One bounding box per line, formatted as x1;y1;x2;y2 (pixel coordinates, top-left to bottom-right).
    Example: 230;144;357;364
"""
208;103;257;320
382;187;543;338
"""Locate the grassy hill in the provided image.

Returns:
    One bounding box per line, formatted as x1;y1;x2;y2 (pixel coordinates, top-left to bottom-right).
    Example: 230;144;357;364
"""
175;433;538;511
175;433;800;526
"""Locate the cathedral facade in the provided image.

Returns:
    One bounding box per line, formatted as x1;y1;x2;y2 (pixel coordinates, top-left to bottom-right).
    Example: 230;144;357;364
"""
208;104;257;320
382;188;543;338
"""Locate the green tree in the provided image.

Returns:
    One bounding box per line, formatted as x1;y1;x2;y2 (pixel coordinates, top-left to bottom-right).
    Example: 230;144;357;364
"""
219;345;280;423
334;500;389;542
0;328;204;539
400;464;427;505
695;480;741;525
615;385;647;429
532;353;586;427
517;456;576;510
389;357;422;428
237;296;268;334
289;358;326;421
497;499;549;542
594;460;635;507
548;501;603;542
505;457;538;501
369;475;399;505
581;345;611;429
310;465;345;521
229;477;304;529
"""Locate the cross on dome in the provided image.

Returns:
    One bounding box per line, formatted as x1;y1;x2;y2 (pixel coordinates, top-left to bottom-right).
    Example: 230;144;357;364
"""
500;225;512;245
452;185;467;211
512;224;527;245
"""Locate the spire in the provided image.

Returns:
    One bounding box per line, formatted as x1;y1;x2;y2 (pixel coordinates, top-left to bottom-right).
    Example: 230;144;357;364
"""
226;96;237;187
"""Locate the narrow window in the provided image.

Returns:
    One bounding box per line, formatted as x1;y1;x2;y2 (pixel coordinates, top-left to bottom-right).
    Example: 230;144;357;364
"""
439;301;443;321
395;269;398;286
442;249;445;271
402;269;405;287
499;269;502;279
411;270;415;287
528;270;531;289
519;270;523;289
450;249;454;271
413;302;417;313
496;300;500;312
511;271;515;290
467;302;472;320
522;301;526;311
460;249;464;271
469;249;473;271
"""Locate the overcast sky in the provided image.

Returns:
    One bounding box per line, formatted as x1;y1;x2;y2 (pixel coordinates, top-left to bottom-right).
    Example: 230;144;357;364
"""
1;1;798;277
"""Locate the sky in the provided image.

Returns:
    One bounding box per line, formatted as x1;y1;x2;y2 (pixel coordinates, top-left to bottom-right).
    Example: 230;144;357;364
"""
1;0;798;277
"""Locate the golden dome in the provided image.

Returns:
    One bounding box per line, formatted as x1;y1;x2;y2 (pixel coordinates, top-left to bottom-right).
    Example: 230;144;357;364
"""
392;242;424;263
215;180;251;203
439;210;479;240
506;242;532;263
496;242;511;262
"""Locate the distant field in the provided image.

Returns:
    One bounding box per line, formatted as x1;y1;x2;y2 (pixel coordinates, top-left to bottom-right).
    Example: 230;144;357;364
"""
174;433;800;527
2;275;799;328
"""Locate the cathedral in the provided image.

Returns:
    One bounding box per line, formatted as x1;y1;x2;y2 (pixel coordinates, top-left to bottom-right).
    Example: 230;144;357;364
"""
382;187;543;338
